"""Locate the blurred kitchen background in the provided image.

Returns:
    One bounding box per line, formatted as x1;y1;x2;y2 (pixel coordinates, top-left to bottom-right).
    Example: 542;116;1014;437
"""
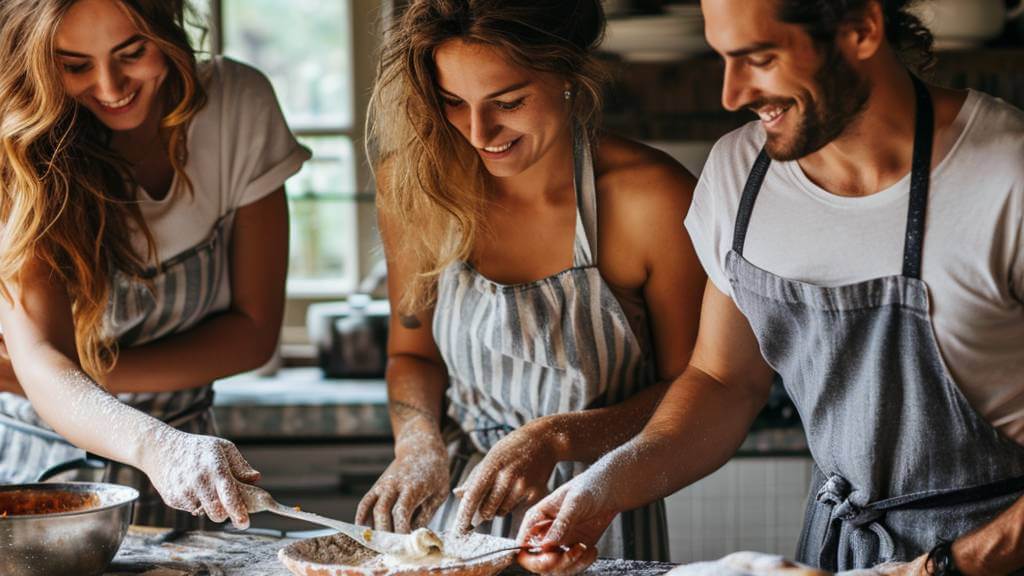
188;0;1024;563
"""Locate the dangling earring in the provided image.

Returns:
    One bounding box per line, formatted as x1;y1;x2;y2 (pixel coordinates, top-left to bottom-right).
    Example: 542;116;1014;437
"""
564;90;572;101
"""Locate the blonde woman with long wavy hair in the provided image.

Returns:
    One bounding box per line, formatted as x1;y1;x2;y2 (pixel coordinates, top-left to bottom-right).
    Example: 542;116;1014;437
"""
355;0;707;562
0;0;308;528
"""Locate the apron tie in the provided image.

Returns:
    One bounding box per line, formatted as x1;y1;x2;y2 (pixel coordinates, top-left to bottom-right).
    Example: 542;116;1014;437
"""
467;413;515;452
815;474;896;570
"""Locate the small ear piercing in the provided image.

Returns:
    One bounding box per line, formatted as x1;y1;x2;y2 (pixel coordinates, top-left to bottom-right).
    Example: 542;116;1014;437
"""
564;90;572;101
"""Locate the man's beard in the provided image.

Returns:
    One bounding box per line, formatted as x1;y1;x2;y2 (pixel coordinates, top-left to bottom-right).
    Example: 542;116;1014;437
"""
763;46;872;161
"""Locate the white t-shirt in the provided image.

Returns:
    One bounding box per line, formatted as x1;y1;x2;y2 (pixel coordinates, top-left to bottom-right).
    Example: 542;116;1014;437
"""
129;56;310;311
685;90;1024;443
134;56;309;262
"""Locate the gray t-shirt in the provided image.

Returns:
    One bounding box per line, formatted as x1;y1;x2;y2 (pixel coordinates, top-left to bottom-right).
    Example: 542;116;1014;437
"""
685;90;1024;443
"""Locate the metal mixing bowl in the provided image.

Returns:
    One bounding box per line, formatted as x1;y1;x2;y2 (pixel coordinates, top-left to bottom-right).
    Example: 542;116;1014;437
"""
0;482;138;576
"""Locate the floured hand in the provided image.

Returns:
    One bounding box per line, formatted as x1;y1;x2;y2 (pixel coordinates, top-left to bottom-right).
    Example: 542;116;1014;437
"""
140;429;261;528
453;419;560;532
516;464;619;576
356;424;449;533
13;368;258;528
516;518;599;576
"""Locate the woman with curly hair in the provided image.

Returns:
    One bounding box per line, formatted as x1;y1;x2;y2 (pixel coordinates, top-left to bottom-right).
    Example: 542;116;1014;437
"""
0;0;308;528
355;0;706;562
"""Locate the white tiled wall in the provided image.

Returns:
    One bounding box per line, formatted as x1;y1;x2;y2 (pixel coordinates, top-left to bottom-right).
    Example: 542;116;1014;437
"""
663;456;814;563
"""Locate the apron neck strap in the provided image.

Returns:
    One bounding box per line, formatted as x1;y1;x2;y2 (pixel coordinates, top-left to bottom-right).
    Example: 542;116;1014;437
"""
572;123;599;266
731;73;935;281
900;74;934;280
731;148;772;256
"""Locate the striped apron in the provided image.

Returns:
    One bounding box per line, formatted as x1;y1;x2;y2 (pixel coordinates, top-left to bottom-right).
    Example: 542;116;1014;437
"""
428;129;670;561
0;213;234;529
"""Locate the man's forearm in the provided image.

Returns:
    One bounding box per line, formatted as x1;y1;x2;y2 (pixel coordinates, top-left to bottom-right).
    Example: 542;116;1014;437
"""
544;380;670;464
953;497;1024;575
587;366;768;514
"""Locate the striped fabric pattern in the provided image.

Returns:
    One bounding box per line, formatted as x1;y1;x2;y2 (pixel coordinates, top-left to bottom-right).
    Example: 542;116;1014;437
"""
0;215;233;529
428;130;669;561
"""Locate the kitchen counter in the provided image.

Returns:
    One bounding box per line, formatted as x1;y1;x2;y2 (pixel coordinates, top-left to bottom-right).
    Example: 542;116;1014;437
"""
213;368;809;455
106;527;679;575
213;368;390;440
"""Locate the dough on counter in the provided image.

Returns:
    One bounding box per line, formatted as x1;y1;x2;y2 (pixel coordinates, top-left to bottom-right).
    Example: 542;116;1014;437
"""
667;551;829;576
403;527;444;558
367;528;450;569
278;530;516;576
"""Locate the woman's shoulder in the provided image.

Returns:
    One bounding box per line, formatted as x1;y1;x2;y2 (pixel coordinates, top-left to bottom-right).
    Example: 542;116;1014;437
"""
593;133;698;219
199;55;268;83
197;56;279;110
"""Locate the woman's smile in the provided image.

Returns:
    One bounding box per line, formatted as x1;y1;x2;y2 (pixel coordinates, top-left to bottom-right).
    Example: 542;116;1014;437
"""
479;136;522;160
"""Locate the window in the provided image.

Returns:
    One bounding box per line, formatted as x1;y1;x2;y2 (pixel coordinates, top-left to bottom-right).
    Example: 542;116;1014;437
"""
189;0;380;297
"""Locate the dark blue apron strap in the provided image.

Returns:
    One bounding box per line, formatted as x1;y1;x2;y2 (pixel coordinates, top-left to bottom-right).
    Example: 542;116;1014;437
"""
731;148;772;256
871;474;1024;512
901;74;935;280
733;74;934;269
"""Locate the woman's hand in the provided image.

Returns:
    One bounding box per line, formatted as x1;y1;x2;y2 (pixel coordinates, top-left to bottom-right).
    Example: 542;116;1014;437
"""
453;418;564;532
356;427;449;533
140;428;261;529
515;468;620;576
517;518;601;576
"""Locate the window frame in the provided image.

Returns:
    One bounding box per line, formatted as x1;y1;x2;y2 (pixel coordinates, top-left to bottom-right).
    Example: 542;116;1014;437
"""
204;0;381;299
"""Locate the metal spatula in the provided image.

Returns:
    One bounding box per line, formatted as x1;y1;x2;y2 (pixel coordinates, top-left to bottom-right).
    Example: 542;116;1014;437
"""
238;483;405;556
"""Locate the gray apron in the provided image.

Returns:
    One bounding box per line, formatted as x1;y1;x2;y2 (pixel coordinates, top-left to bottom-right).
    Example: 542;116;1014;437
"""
428;127;669;561
0;215;234;529
726;75;1024;571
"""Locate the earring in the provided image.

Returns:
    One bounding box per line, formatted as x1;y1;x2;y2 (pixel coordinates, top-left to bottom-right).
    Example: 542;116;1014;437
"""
564;90;572;101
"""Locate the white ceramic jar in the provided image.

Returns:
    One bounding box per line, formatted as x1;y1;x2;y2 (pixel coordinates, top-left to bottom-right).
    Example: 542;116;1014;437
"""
911;0;1010;49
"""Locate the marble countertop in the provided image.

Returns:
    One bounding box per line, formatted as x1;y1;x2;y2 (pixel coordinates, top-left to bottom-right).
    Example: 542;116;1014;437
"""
212;368;809;455
212;368;389;440
107;527;678;575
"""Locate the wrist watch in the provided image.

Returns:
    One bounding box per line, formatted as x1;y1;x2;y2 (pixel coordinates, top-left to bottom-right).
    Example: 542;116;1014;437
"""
927;540;964;576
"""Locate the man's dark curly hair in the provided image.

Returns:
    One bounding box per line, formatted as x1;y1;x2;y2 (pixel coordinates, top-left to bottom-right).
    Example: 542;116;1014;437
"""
776;0;935;70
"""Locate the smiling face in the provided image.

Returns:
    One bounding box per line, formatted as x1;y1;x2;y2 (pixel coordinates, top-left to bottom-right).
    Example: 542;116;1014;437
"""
702;0;871;161
55;0;168;133
433;39;572;179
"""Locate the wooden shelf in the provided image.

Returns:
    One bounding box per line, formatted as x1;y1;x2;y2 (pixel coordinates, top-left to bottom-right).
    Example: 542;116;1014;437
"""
602;47;1024;140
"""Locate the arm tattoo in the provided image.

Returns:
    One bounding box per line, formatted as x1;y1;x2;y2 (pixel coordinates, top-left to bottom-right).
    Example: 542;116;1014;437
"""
399;314;423;329
391;399;438;426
